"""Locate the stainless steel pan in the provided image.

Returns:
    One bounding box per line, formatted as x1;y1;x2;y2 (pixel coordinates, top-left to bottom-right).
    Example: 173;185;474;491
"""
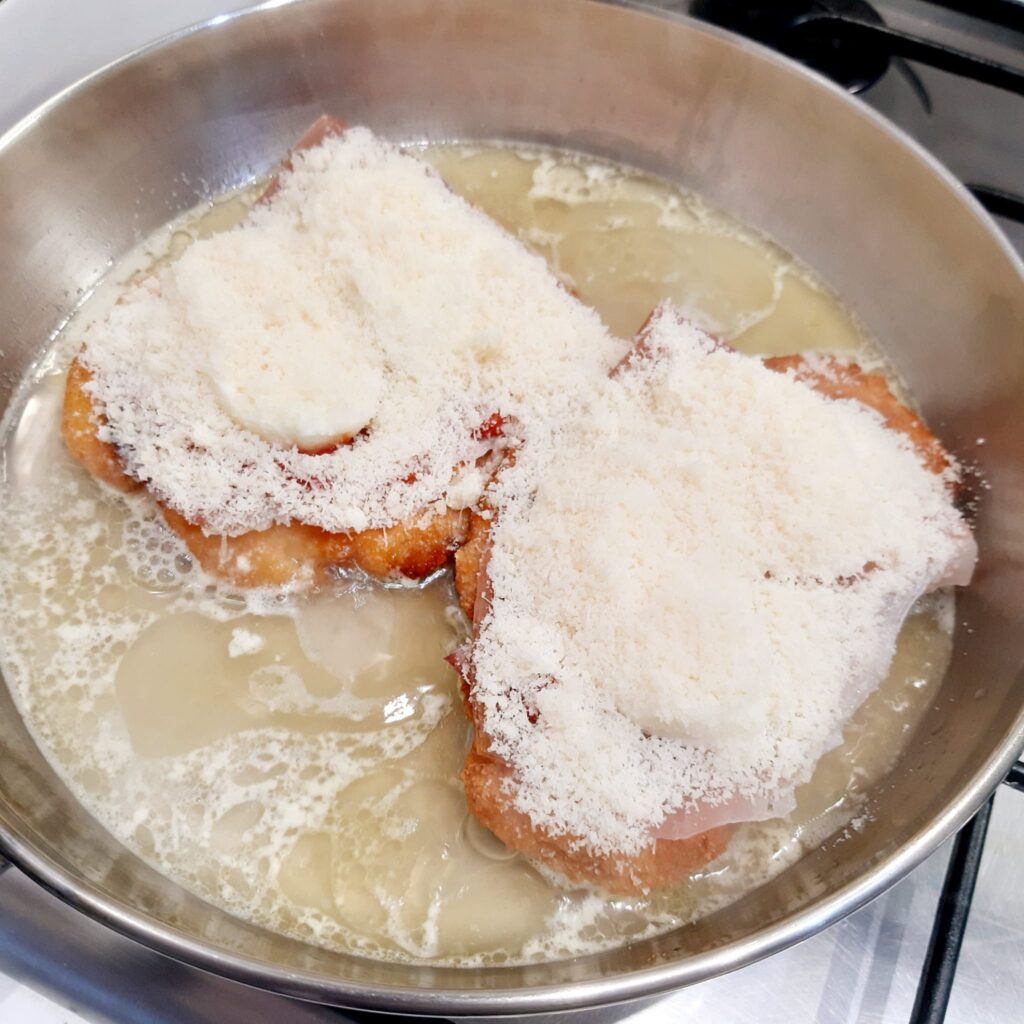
0;0;1022;1016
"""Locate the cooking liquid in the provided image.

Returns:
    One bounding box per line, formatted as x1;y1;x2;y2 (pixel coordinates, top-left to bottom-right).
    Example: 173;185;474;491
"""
0;145;953;965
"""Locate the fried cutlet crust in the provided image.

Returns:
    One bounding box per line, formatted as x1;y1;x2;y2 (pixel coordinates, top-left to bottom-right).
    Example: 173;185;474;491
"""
159;503;467;588
60;359;141;494
463;730;732;893
454;511;493;620
453;345;956;896
763;354;949;475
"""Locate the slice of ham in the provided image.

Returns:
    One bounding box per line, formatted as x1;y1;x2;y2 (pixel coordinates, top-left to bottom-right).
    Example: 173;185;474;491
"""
935;524;978;589
654;791;796;842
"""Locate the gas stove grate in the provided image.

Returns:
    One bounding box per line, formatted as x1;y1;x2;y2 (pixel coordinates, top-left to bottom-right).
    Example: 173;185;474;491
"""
969;185;1024;225
909;759;1024;1023
909;782;996;1024
693;0;1024;226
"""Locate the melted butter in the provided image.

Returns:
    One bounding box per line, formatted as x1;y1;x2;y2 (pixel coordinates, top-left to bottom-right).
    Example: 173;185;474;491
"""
0;143;950;966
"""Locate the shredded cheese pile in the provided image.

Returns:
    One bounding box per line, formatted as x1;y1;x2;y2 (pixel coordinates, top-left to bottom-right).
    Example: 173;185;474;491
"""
473;309;973;855
80;128;622;535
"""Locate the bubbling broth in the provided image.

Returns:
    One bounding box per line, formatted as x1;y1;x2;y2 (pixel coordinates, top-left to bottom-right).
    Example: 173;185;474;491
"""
0;144;952;964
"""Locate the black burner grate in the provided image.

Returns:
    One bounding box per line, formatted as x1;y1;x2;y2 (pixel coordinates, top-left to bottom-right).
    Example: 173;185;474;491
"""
694;0;1024;228
908;761;1024;1024
909;787;995;1024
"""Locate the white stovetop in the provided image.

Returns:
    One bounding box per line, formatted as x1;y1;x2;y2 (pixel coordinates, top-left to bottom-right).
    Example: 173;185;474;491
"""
0;976;86;1024
1;2;1021;1023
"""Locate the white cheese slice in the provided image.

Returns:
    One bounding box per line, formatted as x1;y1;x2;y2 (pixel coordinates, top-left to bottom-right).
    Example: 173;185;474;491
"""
206;314;383;450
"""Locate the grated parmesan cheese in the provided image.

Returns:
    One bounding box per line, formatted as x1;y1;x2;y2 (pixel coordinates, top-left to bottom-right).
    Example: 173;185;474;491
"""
472;307;974;856
79;128;623;535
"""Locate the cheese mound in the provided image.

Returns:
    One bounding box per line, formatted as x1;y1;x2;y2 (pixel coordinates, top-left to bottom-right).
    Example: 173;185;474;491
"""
201;253;385;449
472;308;973;856
79;128;622;535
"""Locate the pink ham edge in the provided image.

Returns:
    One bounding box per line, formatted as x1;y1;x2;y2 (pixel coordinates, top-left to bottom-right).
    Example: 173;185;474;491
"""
653;524;977;842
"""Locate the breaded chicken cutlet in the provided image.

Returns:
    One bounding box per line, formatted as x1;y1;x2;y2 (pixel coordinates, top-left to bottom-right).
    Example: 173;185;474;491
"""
61;117;472;588
451;310;960;895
